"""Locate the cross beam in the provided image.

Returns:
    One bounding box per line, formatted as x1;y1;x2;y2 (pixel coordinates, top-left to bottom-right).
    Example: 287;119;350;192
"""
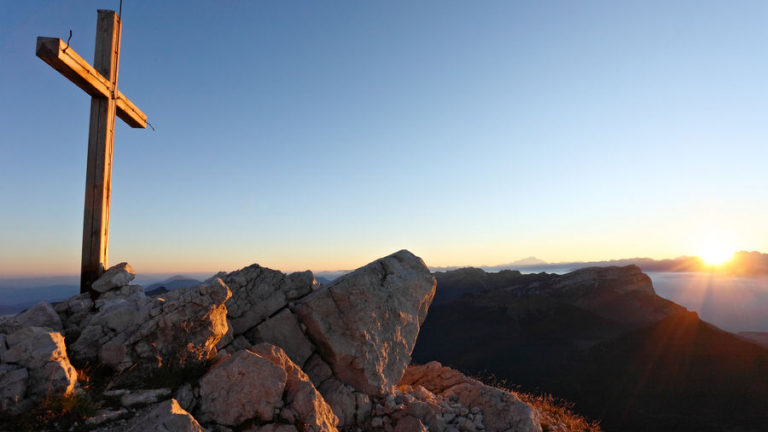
36;10;146;294
36;38;147;128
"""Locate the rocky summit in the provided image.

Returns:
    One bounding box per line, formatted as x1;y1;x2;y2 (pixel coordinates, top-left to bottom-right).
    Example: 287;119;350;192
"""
0;250;550;432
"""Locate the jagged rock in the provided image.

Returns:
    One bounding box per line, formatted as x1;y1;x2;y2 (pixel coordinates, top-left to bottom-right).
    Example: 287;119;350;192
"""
0;301;63;334
250;343;338;432
400;362;541;432
55;292;94;331
124;398;208;432
304;353;333;387
198;348;287;426
244;425;299;432
295;250;436;396
246;308;314;367
0;364;28;413
176;382;196;411
121;388;172;407
86;408;129;426
217;265;290;336
97;284;146;304
198;344;338;431
395;416;428;432
92;262;136;293
0;327;77;414
69;278;231;379
318;378;356;427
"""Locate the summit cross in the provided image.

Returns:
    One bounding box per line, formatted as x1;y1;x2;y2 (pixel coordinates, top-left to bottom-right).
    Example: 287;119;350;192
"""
36;9;147;294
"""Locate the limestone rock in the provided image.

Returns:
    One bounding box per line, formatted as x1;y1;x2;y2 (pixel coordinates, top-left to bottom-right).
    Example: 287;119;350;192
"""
124;398;208;432
0;302;63;334
54;292;94;335
199;344;338;431
400;362;541;432
217;265;290;336
304;353;333;387
92;262;136;293
250;343;338;432
395;416;428;432
0;327;77;414
318;378;361;428
198;349;287;426
295;250;436;395
247;308;314;367
121;388;172;407
0;364;28;413
69;278;231;379
244;425;299;432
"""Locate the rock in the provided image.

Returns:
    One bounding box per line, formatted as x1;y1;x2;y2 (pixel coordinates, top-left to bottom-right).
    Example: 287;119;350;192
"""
250;343;339;432
121;388;172;407
0;301;63;334
304;353;333;387
246;309;314;367
400;362;541;432
97;284;146;304
198;349;287;426
295;250;436;395
92;262;136;293
217;265;290;336
176;382;196;411
285;271;320;300
86;408;128;426
0;364;28;413
124;398;207;432
243;425;299;432
69;278;231;379
395;415;429;432
0;327;77;414
319;378;356;427
54;293;94;331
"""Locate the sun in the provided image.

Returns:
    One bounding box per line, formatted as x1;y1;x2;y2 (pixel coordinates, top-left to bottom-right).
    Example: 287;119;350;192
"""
697;241;735;266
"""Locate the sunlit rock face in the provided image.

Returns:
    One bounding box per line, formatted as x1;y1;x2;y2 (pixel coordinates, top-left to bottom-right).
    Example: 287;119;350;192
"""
0;326;77;414
64;266;231;380
0;250;548;432
198;343;338;431
294;250;436;396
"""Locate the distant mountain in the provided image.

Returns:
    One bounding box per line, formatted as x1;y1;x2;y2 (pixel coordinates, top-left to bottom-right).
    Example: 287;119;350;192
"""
413;266;768;432
144;276;201;295
0;284;78;315
430;251;768;276
312;270;349;283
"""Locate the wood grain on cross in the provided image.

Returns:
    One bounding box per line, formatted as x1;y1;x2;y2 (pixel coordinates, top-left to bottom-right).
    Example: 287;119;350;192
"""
36;10;147;294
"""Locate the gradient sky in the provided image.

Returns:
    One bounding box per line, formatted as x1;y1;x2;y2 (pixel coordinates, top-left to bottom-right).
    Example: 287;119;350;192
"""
2;0;767;276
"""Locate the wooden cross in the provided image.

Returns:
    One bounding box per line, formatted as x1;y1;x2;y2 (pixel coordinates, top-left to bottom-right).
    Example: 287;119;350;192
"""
36;10;147;294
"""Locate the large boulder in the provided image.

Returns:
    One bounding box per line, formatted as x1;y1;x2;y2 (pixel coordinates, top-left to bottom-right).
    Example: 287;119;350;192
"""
0;327;77;414
294;250;436;396
0;301;62;334
400;362;541;432
198;343;338;431
69;278;231;379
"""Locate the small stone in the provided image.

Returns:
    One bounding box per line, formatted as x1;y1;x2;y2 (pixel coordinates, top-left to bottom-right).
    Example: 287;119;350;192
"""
121;388;172;407
85;408;128;426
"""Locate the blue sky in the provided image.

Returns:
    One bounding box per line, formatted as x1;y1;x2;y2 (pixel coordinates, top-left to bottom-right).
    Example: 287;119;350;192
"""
2;0;767;276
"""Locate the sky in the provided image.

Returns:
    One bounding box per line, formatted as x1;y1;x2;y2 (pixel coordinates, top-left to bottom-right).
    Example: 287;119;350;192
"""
1;0;767;276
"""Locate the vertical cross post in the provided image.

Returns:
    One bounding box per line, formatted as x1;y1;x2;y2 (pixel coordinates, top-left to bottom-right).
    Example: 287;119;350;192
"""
81;10;121;293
